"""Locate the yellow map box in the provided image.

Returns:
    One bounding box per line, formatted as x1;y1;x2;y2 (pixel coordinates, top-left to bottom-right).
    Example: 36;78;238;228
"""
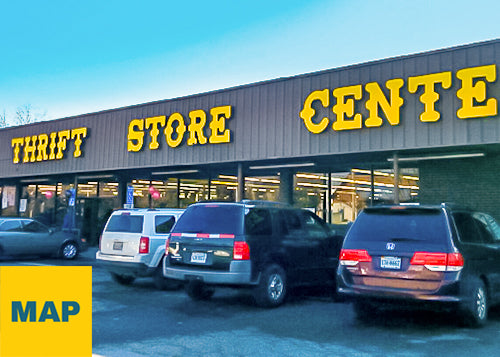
0;266;92;357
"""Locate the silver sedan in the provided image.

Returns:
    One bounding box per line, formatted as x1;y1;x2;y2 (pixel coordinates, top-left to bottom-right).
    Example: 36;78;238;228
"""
0;217;84;260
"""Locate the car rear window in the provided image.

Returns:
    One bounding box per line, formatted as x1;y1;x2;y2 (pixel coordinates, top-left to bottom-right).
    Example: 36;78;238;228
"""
105;215;144;233
172;205;244;235
347;208;448;243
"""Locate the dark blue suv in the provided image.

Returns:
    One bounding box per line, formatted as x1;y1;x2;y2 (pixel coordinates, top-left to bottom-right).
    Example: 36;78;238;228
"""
164;200;344;307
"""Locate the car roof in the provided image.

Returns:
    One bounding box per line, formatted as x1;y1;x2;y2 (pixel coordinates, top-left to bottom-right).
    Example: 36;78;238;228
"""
111;208;184;215
0;217;34;221
363;203;475;213
190;200;291;209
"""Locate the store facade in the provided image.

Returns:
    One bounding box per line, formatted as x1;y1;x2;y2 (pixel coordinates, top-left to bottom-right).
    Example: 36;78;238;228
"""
1;39;499;245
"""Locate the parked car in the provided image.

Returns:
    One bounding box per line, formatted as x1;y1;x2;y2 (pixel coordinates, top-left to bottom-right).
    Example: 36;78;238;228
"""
337;204;500;327
96;208;184;289
0;217;83;260
163;200;344;307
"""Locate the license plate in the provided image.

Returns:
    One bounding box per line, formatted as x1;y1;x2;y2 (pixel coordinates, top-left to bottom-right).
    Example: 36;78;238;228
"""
113;241;123;250
191;252;207;264
381;256;401;270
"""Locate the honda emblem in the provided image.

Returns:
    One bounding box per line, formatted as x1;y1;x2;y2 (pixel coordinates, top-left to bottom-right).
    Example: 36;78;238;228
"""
386;242;396;250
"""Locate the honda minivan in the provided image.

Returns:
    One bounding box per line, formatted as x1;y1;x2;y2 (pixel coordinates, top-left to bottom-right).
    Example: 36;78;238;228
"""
337;204;500;327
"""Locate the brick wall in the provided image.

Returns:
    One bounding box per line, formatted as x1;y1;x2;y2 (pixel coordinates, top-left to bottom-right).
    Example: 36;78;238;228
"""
419;154;500;221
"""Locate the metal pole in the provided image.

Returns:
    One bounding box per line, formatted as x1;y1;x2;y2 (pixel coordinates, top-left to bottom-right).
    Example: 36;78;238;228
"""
327;172;332;223
393;153;400;205
370;166;375;206
236;163;245;202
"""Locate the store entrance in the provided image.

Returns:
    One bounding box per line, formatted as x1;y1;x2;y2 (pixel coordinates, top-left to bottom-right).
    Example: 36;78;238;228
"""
76;197;116;246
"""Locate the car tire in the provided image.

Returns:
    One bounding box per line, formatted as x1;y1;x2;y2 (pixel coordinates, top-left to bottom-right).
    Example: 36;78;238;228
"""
111;273;136;285
253;264;287;308
60;242;78;260
186;281;215;300
153;263;181;290
462;278;488;327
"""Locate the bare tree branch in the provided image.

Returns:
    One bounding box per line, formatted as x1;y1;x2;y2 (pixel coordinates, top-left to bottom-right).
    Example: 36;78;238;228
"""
14;104;46;126
0;110;6;128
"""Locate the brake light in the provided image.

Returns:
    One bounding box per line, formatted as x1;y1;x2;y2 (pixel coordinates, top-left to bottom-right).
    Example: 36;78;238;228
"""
233;241;250;260
339;249;372;266
165;237;171;256
410;252;464;271
99;235;102;251
139;236;149;254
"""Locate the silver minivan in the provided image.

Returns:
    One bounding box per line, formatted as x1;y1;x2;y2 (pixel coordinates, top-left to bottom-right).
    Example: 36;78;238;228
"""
96;208;184;289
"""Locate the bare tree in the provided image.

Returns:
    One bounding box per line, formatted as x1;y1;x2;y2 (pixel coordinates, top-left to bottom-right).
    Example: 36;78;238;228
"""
14;104;46;126
0;110;6;128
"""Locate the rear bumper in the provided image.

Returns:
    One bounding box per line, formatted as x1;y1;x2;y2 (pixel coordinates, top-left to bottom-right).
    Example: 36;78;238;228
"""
96;251;155;277
337;285;462;303
337;269;463;303
163;259;256;286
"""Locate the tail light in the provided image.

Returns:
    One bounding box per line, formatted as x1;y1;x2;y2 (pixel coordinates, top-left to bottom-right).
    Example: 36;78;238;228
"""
233;241;250;260
99;235;102;251
410;252;464;271
339;249;372;266
165;237;171;256
139;236;149;254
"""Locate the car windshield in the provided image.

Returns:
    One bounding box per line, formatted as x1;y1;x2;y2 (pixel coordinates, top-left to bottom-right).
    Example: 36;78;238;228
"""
347;208;448;242
172;205;244;235
105;215;144;233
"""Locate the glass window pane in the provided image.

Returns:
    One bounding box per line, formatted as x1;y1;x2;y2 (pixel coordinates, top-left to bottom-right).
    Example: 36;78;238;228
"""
105;215;144;233
0;220;23;232
155;215;176;234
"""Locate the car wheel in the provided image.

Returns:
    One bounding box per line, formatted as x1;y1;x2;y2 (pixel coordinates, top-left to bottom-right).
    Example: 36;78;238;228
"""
111;273;135;285
462;279;488;327
60;242;78;260
253;264;287;308
186;281;215;300
153;263;181;290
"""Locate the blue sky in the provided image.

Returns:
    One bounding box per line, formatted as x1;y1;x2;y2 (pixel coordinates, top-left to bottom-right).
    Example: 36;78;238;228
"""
1;0;499;123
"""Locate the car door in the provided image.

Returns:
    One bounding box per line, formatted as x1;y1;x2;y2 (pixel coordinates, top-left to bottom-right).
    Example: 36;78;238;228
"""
0;220;27;255
472;213;500;302
21;219;54;255
297;210;338;283
279;209;329;284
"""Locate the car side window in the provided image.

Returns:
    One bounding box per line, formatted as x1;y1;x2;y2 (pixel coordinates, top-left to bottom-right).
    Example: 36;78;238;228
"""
0;220;23;232
453;212;484;244
474;213;500;243
155;215;176;234
298;211;328;239
22;220;49;233
280;210;303;237
245;208;272;236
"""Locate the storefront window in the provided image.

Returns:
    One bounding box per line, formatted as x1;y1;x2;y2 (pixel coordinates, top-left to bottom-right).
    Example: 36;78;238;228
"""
77;181;98;197
329;168;419;223
293;169;419;224
245;176;280;202
295;173;327;218
130;179;181;208
0;186;17;216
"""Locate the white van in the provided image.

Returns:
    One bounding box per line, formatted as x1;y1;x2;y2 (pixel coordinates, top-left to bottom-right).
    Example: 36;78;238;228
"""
96;208;184;289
